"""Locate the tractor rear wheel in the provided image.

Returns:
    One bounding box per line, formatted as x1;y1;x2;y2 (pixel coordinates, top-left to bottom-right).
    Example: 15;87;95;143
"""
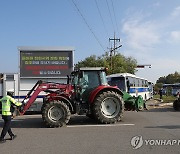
42;100;71;127
93;91;124;124
173;99;180;111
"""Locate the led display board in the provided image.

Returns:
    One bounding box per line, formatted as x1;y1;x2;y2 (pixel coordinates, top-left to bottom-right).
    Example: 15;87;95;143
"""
20;50;73;78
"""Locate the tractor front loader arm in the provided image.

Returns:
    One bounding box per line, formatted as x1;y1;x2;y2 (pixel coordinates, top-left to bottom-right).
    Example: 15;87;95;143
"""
19;80;68;115
21;80;43;104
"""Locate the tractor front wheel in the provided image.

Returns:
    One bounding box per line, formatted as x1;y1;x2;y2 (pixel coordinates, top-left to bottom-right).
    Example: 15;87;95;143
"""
93;91;124;124
42;100;71;127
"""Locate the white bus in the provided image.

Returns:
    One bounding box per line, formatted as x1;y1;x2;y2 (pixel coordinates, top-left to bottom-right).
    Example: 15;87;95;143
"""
107;73;151;101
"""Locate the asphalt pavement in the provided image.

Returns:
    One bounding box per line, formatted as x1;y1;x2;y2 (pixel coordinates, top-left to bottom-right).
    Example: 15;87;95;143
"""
0;99;179;154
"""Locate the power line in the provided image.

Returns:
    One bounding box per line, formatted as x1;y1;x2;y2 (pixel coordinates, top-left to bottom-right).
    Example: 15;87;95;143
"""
106;0;115;33
94;0;109;38
71;0;106;51
110;0;120;37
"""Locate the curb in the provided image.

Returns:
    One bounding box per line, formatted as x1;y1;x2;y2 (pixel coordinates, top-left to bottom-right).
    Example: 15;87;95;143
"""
157;102;173;107
147;102;173;107
153;98;162;101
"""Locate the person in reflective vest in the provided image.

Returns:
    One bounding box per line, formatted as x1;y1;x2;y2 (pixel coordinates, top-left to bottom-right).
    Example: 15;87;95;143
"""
0;90;22;143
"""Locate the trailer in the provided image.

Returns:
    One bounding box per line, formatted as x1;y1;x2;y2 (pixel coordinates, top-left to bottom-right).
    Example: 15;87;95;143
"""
0;73;68;111
0;46;74;112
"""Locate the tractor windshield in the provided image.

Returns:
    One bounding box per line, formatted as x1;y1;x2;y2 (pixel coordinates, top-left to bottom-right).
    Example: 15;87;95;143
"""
81;71;100;89
100;71;108;85
80;70;108;88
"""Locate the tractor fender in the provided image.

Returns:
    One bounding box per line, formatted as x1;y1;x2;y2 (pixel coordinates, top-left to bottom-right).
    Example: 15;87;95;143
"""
49;95;74;112
88;85;123;104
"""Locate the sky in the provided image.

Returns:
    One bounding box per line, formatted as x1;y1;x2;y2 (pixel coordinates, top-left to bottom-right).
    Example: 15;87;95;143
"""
0;0;180;83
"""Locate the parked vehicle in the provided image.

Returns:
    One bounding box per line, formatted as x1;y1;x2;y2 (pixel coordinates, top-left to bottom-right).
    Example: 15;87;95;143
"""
107;73;151;101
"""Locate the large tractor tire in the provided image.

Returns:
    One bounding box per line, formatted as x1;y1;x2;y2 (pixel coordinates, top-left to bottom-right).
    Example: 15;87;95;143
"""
42;100;71;127
173;100;180;111
92;91;124;124
86;113;95;120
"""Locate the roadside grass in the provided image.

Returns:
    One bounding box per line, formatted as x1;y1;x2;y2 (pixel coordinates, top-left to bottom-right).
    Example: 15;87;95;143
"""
154;95;176;103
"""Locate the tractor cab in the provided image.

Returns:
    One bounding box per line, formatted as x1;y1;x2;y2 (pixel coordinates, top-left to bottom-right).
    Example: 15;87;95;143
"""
71;67;108;102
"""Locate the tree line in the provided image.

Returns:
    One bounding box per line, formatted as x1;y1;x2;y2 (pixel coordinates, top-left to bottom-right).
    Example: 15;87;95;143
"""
75;52;180;94
75;52;137;75
156;72;180;84
155;72;180;92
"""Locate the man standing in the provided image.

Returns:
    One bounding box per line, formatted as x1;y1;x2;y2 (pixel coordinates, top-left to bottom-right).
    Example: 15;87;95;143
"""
159;88;163;100
0;90;22;143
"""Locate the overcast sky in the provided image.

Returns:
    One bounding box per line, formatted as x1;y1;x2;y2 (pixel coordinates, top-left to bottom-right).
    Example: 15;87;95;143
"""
0;0;180;83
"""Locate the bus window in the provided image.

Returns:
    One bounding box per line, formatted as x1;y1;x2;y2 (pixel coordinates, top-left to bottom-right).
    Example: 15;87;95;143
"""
128;77;135;87
109;77;126;91
142;80;145;87
135;78;139;87
139;79;143;87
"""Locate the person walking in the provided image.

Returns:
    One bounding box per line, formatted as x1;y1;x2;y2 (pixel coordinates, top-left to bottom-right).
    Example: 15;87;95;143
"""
159;88;163;100
0;90;22;143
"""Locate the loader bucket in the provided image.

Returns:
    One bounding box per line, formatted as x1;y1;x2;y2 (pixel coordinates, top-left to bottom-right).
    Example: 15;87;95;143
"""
123;92;144;111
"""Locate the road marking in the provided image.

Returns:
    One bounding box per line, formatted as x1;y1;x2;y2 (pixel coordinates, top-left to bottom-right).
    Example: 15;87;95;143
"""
0;119;22;122
0;119;134;128
67;123;135;128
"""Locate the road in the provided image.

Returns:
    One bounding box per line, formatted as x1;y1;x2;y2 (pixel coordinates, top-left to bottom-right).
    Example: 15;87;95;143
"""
0;104;180;154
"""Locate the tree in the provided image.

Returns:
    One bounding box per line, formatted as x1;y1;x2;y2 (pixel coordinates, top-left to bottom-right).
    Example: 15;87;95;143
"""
155;72;180;94
75;55;106;68
75;53;137;75
156;72;180;84
154;83;163;93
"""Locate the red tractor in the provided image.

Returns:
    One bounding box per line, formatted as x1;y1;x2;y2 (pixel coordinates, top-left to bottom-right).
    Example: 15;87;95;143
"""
19;67;124;127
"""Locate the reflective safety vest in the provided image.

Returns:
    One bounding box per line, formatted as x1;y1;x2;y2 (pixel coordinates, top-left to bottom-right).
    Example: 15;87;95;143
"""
0;95;22;116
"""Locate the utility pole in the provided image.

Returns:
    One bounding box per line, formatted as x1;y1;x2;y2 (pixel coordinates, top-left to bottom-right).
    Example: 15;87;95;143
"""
109;33;121;55
109;33;122;70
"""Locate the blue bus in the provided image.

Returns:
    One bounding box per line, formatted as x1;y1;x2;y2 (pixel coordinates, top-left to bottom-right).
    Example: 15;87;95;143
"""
163;83;180;96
